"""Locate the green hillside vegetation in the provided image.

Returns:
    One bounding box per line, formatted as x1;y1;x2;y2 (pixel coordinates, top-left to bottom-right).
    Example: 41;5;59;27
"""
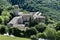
8;0;60;21
0;35;30;40
0;0;11;9
0;0;60;21
0;0;60;40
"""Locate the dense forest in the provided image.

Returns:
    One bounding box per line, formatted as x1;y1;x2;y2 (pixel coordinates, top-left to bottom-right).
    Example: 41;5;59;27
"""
8;0;60;22
0;0;60;21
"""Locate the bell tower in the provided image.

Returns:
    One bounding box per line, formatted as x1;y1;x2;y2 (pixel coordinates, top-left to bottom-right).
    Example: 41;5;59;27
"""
14;5;19;16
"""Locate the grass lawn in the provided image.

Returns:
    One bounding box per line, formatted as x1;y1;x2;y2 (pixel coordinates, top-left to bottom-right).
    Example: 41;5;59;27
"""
0;35;31;40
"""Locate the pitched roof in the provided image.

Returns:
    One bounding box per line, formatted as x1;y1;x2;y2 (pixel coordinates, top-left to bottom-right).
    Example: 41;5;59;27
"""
8;16;22;24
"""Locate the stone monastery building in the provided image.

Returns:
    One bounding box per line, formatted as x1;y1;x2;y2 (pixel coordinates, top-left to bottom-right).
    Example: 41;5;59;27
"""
8;5;45;30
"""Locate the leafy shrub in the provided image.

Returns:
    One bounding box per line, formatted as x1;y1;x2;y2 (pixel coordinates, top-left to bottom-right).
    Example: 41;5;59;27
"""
35;23;46;32
7;6;14;10
8;26;25;37
55;22;60;31
30;35;38;40
0;8;3;15
36;33;47;39
45;16;55;25
8;27;13;35
11;27;21;37
0;25;6;34
2;16;10;25
0;16;4;24
10;12;14;19
44;28;56;40
56;31;60;40
47;24;56;28
24;27;38;37
1;10;11;17
29;19;38;27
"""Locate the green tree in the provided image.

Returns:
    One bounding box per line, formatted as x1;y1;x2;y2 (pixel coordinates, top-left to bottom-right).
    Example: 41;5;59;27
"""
36;33;47;39
8;0;60;21
8;27;13;35
35;23;46;32
2;16;10;25
0;8;3;15
30;35;38;40
0;25;6;34
45;16;55;25
24;27;38;37
55;22;60;31
47;24;56;28
44;28;56;40
0;16;4;24
29;18;38;27
12;27;21;37
56;31;60;40
1;10;10;17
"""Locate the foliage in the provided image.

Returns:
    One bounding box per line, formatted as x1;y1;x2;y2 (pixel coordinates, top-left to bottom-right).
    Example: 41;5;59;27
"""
0;0;11;9
1;10;11;17
30;35;38;40
12;27;21;37
8;27;21;37
0;25;6;34
44;28;56;40
0;8;3;15
55;22;60;31
0;10;11;25
8;27;13;35
36;33;46;39
35;23;46;32
56;31;60;40
47;24;56;28
8;0;60;21
0;0;60;39
29;18;38;27
24;27;38;37
0;16;4;24
2;16;10;25
45;16;55;25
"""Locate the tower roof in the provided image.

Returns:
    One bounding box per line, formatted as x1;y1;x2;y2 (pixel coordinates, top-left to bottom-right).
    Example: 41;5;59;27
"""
14;5;19;9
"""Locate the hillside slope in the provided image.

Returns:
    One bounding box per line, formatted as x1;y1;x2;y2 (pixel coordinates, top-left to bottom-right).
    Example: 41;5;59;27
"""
8;0;60;21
